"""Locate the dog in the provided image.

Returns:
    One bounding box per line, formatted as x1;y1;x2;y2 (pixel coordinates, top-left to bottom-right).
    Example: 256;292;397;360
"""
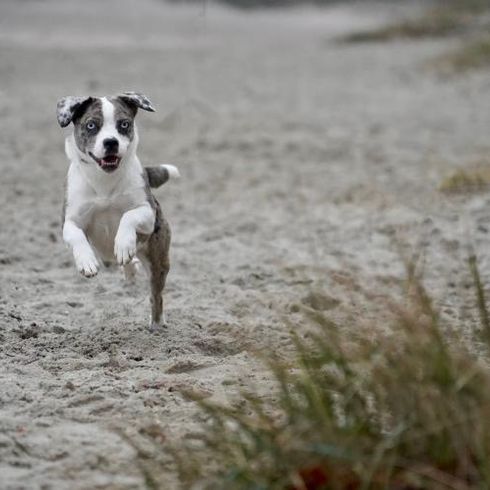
57;92;179;330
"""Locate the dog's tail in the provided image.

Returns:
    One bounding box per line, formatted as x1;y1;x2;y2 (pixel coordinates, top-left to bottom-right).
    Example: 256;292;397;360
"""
145;164;180;189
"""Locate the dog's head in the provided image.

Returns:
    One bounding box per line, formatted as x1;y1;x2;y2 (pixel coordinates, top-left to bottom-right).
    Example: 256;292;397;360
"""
56;92;155;173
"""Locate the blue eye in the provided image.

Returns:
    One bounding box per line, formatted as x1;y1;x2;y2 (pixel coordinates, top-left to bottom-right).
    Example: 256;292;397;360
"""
86;121;97;131
120;120;130;130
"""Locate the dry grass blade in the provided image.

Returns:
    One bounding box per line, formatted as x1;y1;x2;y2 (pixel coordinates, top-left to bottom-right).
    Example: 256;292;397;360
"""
468;253;490;345
440;166;490;194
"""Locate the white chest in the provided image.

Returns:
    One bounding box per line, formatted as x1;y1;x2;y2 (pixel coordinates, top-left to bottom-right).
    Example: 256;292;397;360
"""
82;192;144;261
64;148;150;262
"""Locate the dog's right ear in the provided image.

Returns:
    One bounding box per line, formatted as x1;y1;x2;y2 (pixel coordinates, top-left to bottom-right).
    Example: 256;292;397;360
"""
56;96;93;127
117;92;156;113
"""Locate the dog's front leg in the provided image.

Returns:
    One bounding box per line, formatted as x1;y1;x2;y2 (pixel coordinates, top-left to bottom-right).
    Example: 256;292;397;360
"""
114;204;155;265
63;219;99;277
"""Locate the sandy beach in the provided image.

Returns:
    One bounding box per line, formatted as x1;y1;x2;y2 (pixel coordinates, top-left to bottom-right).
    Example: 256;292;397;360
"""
1;0;489;487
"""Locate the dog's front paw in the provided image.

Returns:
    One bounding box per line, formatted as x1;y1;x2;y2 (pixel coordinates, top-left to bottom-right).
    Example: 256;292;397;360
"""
123;258;141;282
114;230;137;265
73;248;99;278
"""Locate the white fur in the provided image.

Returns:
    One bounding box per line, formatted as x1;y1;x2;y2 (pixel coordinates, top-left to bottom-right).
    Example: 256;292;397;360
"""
161;164;180;179
62;99;155;277
91;97;130;160
63;219;99;276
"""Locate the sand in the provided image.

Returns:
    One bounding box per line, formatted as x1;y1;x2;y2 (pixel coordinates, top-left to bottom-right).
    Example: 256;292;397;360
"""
1;0;489;488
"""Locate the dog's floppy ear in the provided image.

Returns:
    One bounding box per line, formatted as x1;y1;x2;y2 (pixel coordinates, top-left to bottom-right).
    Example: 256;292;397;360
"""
56;96;93;127
117;92;156;113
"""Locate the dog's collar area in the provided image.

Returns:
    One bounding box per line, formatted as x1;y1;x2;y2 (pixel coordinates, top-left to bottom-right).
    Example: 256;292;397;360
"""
89;184;148;202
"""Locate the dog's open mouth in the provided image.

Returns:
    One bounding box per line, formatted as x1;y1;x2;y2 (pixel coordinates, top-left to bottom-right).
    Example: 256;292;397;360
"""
89;152;121;173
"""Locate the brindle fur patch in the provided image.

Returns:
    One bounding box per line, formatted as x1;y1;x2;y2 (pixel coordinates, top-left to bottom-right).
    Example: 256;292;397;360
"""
145;166;170;188
57;96;93;127
73;99;103;154
118;92;155;113
148;208;171;327
111;97;137;141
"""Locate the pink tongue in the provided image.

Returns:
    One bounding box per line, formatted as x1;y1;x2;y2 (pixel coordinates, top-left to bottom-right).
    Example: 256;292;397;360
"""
103;156;117;164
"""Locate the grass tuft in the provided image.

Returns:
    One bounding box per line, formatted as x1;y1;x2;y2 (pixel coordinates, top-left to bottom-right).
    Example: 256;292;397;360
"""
337;1;488;44
435;35;490;74
440;160;490;193
339;12;466;44
151;257;490;489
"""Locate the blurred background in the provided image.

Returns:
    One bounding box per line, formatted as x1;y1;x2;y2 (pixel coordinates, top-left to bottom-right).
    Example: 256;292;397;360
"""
1;0;490;488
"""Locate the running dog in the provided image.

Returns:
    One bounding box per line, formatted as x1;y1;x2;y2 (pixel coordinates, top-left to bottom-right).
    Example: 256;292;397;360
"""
57;92;179;330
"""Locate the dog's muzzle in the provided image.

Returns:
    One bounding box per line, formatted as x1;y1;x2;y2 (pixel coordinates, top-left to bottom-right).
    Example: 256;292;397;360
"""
89;152;122;173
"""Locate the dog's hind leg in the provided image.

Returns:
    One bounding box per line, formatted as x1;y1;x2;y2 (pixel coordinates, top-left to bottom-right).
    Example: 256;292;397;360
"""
144;217;171;330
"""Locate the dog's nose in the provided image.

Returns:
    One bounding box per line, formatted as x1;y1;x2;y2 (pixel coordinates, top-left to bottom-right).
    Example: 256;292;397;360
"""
103;138;119;153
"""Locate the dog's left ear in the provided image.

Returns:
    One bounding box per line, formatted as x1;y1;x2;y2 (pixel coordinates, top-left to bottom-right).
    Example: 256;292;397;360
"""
117;92;156;113
56;96;94;128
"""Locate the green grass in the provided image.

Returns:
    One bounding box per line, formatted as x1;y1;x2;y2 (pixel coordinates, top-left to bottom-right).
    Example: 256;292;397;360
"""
128;255;490;489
